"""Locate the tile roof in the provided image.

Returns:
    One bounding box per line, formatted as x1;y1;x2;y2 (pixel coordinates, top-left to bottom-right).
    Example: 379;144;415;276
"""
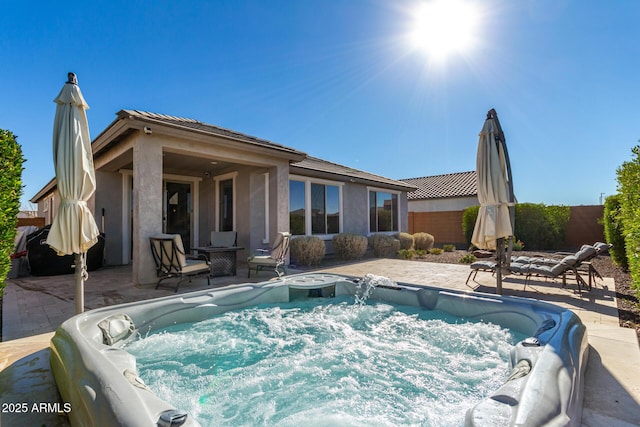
117;110;306;157
292;156;417;191
400;171;477;200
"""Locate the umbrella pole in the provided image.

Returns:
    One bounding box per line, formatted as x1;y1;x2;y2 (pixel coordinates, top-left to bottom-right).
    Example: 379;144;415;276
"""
496;237;504;295
75;253;85;314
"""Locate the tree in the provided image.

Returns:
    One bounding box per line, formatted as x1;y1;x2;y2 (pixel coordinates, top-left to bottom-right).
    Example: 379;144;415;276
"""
0;129;25;296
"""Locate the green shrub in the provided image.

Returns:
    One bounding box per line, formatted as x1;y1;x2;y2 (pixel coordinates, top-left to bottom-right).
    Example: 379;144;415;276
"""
603;194;628;269
514;203;570;250
290;236;326;266
463;203;570;250
616;145;640;291
413;232;435;251
0;129;24;297
512;239;525;251
415;249;428;257
442;244;456;252
429;248;443;255
369;234;400;258
459;254;476;264
396;232;414;250
462;206;480;246
397;249;415;260
332;233;368;261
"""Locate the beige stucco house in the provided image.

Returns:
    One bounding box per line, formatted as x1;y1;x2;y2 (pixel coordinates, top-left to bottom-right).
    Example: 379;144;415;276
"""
401;171;478;212
31;110;415;285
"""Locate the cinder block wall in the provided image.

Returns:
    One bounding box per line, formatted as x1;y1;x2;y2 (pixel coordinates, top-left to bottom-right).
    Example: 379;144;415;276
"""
563;205;605;249
408;211;466;247
409;205;605;250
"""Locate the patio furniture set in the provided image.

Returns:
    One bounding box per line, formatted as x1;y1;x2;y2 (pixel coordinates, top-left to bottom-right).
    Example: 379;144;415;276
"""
466;242;611;292
149;231;291;292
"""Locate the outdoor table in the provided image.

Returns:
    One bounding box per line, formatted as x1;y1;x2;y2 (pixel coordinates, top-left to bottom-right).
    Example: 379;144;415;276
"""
193;246;244;277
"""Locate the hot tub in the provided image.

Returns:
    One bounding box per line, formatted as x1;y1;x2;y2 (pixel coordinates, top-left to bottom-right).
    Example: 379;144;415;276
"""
50;273;588;426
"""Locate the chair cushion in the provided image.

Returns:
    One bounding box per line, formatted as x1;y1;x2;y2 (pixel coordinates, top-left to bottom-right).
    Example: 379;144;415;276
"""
470;261;496;271
594;242;611;254
575;246;597;262
248;255;278;266
181;259;210;274
559;255;578;267
551;263;569;276
509;262;528;274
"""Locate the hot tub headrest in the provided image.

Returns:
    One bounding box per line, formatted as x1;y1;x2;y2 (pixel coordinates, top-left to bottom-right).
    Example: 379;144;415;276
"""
98;313;135;346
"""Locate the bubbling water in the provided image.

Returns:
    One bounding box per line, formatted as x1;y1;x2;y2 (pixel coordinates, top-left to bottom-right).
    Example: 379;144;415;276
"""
125;295;520;427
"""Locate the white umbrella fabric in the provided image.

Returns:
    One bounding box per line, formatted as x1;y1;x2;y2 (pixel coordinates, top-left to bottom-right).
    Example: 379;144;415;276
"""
46;72;100;314
471;108;515;294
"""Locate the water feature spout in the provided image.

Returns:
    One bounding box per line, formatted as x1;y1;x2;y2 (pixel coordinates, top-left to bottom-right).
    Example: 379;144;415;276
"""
354;274;399;305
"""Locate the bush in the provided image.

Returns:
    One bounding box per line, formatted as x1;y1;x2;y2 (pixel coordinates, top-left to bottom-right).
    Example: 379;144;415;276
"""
332;233;368;261
514;203;570;250
603;194;628;269
429;248;443;255
512;239;525;251
463;203;570;250
442;244;456;252
462;206;480;246
413;232;435;251
0;129;24;297
616;145;640;290
290;236;326;266
397;249;415;260
396;232;414;250
369;234;400;258
459;254;476;264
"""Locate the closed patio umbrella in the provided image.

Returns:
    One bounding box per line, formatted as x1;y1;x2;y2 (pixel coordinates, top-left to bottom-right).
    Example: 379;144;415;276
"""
46;72;100;314
471;108;515;294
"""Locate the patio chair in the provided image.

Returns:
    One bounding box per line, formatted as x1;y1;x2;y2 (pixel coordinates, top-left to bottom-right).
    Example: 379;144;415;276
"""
247;232;291;278
149;234;210;292
210;231;237;247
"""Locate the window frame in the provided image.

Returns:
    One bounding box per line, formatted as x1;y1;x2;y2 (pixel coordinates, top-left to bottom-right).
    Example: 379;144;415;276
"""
289;175;344;239
367;186;401;234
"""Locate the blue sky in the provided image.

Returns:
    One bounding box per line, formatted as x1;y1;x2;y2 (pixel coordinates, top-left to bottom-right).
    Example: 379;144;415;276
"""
2;0;639;209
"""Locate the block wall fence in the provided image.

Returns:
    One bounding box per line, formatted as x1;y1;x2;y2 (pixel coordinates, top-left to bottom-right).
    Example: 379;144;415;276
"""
408;205;605;250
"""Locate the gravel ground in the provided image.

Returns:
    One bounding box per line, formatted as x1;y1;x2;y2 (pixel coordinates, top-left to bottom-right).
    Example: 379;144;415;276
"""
414;250;640;343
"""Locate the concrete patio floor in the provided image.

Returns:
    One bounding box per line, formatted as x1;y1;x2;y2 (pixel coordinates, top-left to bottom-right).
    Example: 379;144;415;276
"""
1;259;639;426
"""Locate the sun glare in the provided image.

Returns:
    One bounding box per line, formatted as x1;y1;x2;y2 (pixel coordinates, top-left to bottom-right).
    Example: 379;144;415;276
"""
409;0;480;60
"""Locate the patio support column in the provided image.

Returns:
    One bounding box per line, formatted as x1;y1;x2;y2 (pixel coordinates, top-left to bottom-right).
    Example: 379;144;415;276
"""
270;161;290;244
132;136;163;285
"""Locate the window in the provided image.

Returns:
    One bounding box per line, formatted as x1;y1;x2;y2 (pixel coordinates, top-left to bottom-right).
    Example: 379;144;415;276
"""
218;179;233;232
290;178;341;236
369;190;399;232
311;183;340;234
290;180;306;235
214;172;237;232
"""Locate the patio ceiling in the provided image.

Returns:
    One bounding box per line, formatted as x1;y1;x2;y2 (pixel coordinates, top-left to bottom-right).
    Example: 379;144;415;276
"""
97;149;236;177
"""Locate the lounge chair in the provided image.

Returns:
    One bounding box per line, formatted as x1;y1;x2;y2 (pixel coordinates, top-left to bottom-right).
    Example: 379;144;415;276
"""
466;260;497;285
247;232;291;278
210;231;237;247
466;242;612;291
513;243;609;289
149;234;210;292
522;254;593;292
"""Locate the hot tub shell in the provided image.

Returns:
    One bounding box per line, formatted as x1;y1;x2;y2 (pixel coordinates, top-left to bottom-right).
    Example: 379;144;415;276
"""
50;273;589;427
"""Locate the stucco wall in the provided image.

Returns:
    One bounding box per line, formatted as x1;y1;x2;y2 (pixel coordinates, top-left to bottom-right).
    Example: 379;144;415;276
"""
409;196;478;213
342;183;370;235
94;171;124;266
